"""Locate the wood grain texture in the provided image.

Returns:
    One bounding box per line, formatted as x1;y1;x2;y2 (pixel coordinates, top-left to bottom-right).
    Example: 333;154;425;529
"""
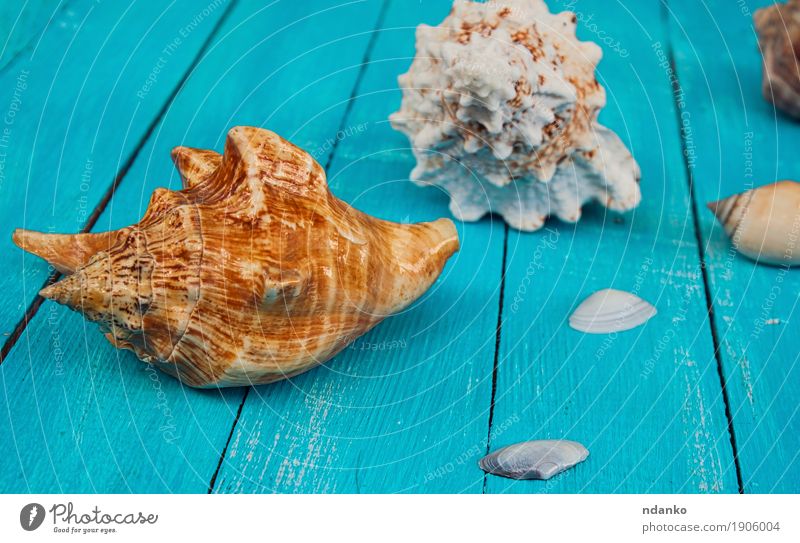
0;0;234;493
211;0;506;493
0;0;229;335
0;0;72;71
1;0;797;494
485;0;738;493
0;0;386;492
668;0;800;493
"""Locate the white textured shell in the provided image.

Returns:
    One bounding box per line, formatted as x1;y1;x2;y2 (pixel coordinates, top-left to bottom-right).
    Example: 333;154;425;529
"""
390;0;641;231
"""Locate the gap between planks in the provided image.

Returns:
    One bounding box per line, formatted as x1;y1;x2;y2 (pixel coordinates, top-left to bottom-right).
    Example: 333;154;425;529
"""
0;0;240;366
482;224;509;494
661;0;744;494
475;1;746;494
205;0;392;494
0;0;75;76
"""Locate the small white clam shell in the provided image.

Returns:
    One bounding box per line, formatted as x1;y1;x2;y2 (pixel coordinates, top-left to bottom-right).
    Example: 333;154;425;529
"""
479;440;589;480
569;288;657;334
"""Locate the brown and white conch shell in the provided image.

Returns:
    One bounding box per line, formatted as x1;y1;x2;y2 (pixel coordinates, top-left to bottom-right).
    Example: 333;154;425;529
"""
707;180;800;266
13;126;459;388
390;0;641;231
755;0;800;119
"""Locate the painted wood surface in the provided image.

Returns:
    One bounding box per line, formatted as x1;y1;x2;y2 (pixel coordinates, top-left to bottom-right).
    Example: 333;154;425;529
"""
0;0;387;492
0;0;234;492
0;0;72;71
0;0;797;493
486;0;738;494
212;0;506;493
668;0;800;493
0;0;230;334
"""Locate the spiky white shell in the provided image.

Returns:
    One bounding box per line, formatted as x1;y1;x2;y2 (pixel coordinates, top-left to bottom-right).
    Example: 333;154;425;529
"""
390;0;641;231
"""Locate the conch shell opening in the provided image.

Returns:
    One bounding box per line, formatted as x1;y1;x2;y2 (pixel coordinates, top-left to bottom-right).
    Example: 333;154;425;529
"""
14;126;459;387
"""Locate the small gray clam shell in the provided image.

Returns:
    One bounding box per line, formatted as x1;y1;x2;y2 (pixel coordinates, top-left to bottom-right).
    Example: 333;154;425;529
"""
479;440;589;480
569;288;656;334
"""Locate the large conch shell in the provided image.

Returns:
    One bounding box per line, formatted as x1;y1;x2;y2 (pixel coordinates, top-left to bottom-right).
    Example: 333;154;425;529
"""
708;180;800;266
13;127;459;388
390;0;641;232
755;0;800;119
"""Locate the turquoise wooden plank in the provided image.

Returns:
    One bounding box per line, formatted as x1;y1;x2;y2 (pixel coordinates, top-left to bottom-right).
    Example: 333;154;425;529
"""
0;0;229;335
0;0;234;493
0;0;72;71
212;0;505;493
485;0;738;493
0;0;386;493
668;0;800;492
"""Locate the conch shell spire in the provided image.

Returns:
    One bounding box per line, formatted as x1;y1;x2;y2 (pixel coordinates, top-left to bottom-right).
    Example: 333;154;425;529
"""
12;229;124;274
14;126;459;387
171;146;222;188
